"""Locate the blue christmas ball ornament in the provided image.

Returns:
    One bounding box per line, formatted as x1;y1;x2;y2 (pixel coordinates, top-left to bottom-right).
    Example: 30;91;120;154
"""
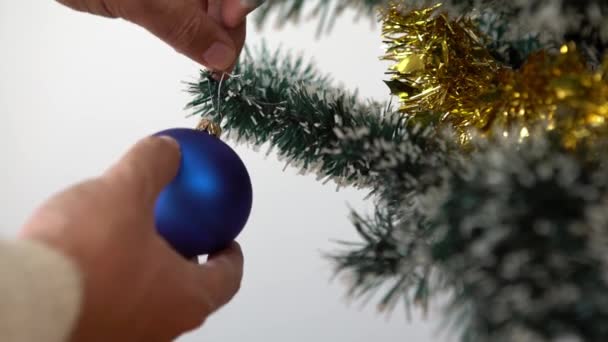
153;128;252;257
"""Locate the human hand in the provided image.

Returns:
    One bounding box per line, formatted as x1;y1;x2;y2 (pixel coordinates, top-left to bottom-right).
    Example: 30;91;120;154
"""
19;136;243;342
56;0;264;72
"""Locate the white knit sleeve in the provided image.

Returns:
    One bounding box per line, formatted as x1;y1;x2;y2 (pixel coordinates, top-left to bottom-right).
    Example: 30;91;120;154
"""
0;238;82;342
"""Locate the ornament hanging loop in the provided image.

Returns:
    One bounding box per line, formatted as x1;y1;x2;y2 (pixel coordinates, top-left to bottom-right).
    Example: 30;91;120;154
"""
196;118;222;137
195;71;234;138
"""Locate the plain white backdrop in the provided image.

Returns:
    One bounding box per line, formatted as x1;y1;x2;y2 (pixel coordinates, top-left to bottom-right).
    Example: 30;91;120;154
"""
0;2;451;341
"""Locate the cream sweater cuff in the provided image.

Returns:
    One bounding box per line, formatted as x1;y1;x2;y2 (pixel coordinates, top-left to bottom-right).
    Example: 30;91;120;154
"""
0;238;82;342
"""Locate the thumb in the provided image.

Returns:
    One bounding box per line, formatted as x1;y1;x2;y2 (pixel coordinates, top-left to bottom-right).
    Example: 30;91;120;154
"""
119;0;237;71
103;136;181;207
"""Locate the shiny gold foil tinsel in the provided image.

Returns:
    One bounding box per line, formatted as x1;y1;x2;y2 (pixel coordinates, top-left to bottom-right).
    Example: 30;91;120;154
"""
382;3;608;150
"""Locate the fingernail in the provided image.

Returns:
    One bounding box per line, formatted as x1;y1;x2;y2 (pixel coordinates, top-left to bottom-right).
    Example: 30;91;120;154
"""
158;135;180;149
203;42;236;71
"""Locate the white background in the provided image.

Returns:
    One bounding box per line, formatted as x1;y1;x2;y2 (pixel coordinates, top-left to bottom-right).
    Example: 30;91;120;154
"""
0;2;450;341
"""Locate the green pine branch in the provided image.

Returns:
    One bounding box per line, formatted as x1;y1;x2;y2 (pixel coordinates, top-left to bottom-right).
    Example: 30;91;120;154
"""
186;46;454;314
330;204;439;315
434;131;608;341
186;46;448;193
253;0;387;36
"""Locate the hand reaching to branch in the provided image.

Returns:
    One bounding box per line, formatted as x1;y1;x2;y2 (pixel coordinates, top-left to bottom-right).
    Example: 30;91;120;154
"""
20;136;244;341
56;0;264;71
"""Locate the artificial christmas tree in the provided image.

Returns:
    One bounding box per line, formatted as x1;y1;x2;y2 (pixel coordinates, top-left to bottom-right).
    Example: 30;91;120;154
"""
188;1;608;341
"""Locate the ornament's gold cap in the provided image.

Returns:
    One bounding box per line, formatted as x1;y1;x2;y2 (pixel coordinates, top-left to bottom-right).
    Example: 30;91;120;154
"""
196;118;222;137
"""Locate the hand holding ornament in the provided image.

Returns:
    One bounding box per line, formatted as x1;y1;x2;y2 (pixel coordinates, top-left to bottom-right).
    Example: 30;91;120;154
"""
19;136;244;341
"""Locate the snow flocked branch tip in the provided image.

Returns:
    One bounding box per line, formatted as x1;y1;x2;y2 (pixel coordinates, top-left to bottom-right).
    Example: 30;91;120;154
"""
186;45;449;195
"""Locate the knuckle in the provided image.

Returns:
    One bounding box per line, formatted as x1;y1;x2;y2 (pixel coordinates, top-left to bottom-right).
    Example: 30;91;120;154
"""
113;156;153;202
211;267;241;300
190;310;208;329
175;299;208;332
189;294;215;326
164;12;202;52
224;266;241;289
231;278;242;296
180;315;206;333
129;164;153;200
109;0;145;21
230;279;242;296
123;154;147;181
97;0;120;18
56;0;117;18
234;277;242;292
107;136;178;204
221;256;243;285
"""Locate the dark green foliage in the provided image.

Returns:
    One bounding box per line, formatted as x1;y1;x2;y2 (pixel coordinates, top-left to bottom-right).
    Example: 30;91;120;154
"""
253;0;386;36
331;206;436;314
516;0;608;64
469;0;607;64
474;12;542;68
254;0;607;67
434;133;608;341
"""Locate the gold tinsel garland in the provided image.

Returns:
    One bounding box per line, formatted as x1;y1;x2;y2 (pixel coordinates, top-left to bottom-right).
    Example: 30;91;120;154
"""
382;3;608;150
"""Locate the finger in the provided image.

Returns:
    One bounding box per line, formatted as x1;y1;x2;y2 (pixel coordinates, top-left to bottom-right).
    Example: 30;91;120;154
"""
190;242;244;314
208;0;246;70
207;0;222;22
119;0;237;71
227;21;247;73
103;136;181;207
210;21;246;79
222;0;265;28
